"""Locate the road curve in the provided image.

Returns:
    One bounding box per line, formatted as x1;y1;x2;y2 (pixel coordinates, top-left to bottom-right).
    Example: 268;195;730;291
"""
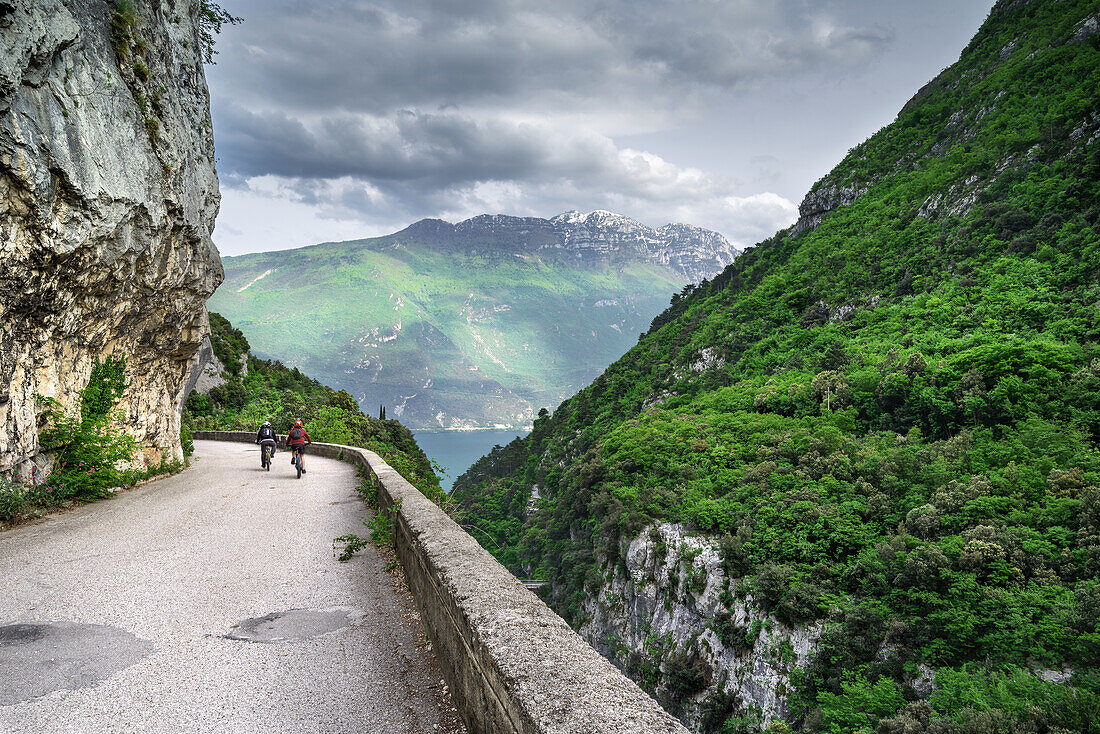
0;440;462;733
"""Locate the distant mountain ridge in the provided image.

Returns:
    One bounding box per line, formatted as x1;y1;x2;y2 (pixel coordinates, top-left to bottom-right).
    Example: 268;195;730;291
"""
386;210;740;283
208;211;739;430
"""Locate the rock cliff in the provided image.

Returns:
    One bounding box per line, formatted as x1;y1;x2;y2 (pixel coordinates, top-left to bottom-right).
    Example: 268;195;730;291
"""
789;184;867;236
579;524;822;730
0;0;223;473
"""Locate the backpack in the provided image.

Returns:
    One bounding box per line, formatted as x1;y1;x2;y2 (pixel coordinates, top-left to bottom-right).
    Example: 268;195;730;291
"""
260;426;275;440
289;427;303;441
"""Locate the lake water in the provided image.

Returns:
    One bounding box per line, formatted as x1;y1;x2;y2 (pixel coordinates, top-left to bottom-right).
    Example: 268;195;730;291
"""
414;429;530;492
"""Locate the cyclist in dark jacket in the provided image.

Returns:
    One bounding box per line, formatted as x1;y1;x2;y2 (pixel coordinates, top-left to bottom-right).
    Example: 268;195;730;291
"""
255;421;277;466
285;419;312;472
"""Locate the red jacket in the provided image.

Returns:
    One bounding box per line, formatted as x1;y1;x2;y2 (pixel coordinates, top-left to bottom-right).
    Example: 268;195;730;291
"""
286;426;312;446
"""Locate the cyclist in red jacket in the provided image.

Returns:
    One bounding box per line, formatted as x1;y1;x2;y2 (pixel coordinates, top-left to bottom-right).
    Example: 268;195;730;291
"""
285;419;312;473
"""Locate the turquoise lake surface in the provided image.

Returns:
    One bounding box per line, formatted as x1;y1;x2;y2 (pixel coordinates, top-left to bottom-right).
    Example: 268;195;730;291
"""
413;429;530;492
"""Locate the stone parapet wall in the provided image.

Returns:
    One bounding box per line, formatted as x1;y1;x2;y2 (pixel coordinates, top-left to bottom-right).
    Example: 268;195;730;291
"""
192;431;688;734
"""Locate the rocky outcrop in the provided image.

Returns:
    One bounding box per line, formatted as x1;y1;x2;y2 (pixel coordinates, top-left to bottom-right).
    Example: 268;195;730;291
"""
551;211;742;283
0;0;223;473
579;524;822;731
183;336;225;397
654;223;741;283
790;184;867;236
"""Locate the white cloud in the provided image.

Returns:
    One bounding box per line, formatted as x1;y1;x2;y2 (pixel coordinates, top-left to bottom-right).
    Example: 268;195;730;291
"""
215;164;798;256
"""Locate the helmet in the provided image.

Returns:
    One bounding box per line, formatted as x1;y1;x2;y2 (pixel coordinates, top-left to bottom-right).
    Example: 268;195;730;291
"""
262;421;271;427
294;419;303;426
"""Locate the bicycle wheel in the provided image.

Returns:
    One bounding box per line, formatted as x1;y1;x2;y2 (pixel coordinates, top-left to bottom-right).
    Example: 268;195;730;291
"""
296;453;302;479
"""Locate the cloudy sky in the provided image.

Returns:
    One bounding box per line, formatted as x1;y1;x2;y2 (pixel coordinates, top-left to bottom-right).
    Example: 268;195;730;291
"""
205;0;994;256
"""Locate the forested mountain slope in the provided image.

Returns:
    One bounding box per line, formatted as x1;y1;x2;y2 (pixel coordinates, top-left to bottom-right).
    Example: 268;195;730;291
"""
454;1;1100;731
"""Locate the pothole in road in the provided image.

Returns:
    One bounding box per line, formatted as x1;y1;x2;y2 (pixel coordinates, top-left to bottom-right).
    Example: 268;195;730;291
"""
223;608;357;643
0;621;154;705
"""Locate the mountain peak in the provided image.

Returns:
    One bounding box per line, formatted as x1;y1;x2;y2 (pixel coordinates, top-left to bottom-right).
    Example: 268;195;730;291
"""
396;218;456;238
550;209;644;229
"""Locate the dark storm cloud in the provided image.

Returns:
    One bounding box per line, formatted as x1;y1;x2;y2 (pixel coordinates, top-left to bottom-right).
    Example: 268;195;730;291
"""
602;1;893;89
217;103;725;217
215;104;615;186
211;0;893;116
209;0;894;206
210;0;617;115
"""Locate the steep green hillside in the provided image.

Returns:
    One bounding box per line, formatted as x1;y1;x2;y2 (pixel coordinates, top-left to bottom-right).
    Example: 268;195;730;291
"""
455;1;1100;731
184;313;442;499
207;213;736;430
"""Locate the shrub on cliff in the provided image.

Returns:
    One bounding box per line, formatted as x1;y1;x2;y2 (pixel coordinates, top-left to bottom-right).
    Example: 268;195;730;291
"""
4;355;185;523
37;355;137;499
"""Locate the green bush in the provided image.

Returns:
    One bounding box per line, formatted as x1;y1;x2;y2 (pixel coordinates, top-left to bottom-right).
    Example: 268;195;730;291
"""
816;675;905;734
0;472;73;523
0;472;27;522
185;391;212;416
306;406;359;446
10;354;183;523
180;425;194;458
38;355;136;499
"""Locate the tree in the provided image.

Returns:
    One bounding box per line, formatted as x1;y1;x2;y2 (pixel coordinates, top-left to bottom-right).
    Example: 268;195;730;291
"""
197;1;242;64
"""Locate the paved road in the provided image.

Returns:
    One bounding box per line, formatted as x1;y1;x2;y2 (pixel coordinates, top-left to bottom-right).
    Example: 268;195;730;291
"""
0;440;462;733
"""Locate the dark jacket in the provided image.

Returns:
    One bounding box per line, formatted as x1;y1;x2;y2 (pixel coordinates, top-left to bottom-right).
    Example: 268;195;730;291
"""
256;425;277;443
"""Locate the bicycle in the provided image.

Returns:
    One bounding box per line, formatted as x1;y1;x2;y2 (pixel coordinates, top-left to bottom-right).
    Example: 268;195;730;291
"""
292;445;305;479
260;440;276;471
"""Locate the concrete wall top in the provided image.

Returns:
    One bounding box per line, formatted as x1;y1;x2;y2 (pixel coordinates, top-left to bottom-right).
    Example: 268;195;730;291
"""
192;431;688;734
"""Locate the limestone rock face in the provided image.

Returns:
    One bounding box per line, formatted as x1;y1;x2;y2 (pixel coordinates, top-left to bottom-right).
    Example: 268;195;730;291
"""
0;0;223;472
579;524;823;730
183;336;224;396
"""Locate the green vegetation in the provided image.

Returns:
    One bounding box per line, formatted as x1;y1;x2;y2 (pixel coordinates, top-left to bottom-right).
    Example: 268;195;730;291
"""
38;355;134;499
109;0;164;144
185;312;444;502
454;1;1100;731
197;2;242;64
333;475;404;561
340;496;405;554
208;223;706;430
2;355;183;524
109;0;239;148
132;58;150;82
109;1;140;60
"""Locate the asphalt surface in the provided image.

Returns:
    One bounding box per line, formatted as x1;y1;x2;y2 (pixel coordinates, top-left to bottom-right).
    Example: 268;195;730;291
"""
0;440;463;733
